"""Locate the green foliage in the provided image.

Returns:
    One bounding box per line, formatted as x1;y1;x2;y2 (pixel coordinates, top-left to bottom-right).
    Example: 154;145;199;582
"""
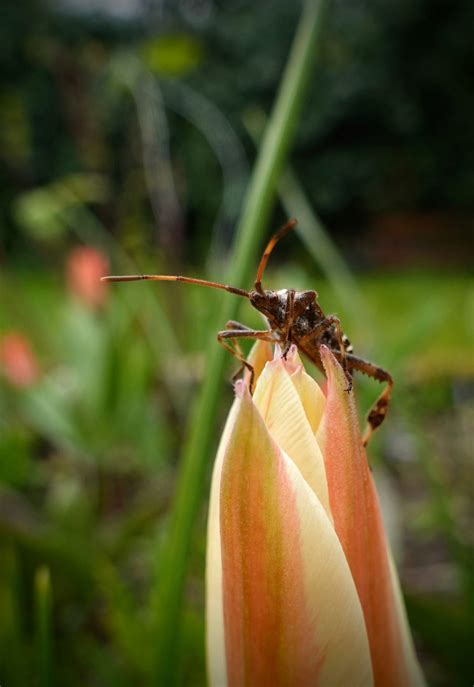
14;175;110;242
141;35;204;77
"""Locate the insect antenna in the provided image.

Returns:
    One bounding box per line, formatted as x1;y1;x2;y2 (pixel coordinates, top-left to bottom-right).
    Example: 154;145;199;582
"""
100;273;250;299
254;218;297;294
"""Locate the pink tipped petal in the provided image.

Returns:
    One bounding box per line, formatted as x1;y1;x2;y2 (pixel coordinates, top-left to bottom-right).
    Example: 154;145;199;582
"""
253;356;331;517
219;389;373;687
317;346;425;687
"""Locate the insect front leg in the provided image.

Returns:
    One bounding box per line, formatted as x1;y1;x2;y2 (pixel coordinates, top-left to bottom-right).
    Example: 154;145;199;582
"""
224;320;253;332
344;354;394;446
222;321;265;361
217;326;275;392
221;322;253;374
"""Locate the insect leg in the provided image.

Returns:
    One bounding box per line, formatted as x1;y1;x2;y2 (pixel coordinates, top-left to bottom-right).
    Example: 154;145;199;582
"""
217;328;275;392
297;314;339;344
343;354;394;446
222;322;278;384
224;320;253;331
222;321;260;363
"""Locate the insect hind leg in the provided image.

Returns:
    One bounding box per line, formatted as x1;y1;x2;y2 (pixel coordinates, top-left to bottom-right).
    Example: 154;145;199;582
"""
345;354;394;446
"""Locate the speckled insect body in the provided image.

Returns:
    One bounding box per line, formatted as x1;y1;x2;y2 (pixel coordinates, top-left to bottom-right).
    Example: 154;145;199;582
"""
103;220;393;445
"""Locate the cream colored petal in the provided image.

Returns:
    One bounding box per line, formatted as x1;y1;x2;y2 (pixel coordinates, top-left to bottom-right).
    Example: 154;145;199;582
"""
206;397;241;687
253;353;331;517
279;345;326;433
218;385;373;687
290;368;325;434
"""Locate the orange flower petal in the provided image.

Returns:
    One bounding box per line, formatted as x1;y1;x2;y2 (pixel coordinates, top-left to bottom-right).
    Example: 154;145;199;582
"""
316;346;425;687
0;332;40;387
66;246;109;309
213;382;373;687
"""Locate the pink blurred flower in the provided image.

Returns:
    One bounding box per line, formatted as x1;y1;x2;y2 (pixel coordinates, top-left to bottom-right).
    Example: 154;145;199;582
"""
0;331;40;387
66;246;109;308
206;343;425;687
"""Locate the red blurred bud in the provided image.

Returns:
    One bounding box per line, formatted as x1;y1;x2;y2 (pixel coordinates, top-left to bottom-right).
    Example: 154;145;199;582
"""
67;246;110;309
0;332;40;387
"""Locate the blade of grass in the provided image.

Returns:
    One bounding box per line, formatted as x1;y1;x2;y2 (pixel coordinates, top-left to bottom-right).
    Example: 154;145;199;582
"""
150;0;331;684
0;547;27;686
34;566;53;687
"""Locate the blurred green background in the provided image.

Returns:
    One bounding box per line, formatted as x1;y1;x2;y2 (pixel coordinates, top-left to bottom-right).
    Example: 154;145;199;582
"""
0;1;473;686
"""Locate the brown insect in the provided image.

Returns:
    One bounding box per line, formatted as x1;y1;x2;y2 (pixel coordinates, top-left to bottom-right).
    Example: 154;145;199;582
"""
102;219;393;445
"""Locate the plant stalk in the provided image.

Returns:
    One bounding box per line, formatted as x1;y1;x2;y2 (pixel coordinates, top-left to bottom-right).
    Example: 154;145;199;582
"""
35;566;53;687
152;1;331;683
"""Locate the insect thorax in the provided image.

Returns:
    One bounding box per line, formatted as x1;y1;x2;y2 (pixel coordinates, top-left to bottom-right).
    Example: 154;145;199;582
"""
250;288;321;334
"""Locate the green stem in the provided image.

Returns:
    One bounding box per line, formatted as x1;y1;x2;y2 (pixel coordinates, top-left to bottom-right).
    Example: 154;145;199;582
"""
34;566;54;687
152;1;330;683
